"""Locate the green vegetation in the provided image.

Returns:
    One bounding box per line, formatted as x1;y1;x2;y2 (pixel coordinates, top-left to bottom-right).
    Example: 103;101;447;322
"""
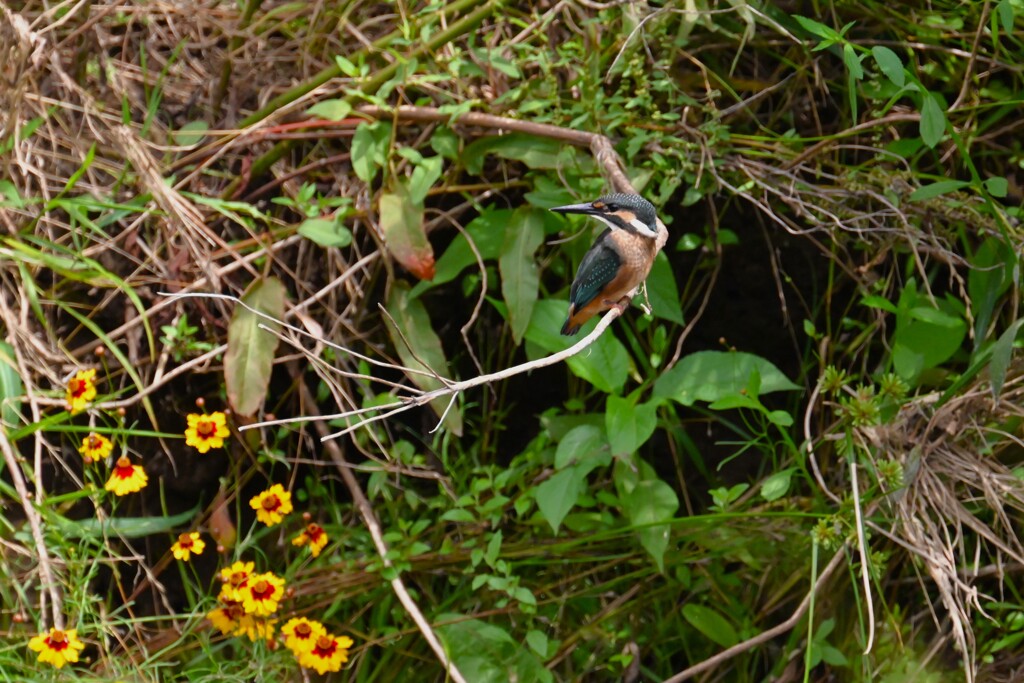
1;1;1023;681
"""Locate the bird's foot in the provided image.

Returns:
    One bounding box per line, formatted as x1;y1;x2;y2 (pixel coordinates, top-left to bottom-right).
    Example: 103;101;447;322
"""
602;297;631;314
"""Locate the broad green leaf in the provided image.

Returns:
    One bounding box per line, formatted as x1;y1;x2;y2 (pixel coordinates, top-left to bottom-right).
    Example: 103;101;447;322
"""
225;277;286;416
893;296;966;379
909;180;969;202
172;120;208;146
351;121;391;183
646;252;684;324
463;133;572;175
525;630;549;657
430;126;460;160
871;46;905;87
298;217;353;247
524;300;629;393
919;93;946;148
682;604;739;648
984;177;1009;198
384;283;462;435
0;341;24;431
654;350;800;406
555;424;609;472
307;98;352;121
998;0;1015;31
623;477;678;572
437;615;553;683
412;209;508;296
605;395;657;455
380;185;435;280
535;468;584;533
408;155;444;205
761;467;796;501
499;208;545;344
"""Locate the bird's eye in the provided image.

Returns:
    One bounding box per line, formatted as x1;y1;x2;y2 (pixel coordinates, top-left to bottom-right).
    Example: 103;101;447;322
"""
604;203;619;212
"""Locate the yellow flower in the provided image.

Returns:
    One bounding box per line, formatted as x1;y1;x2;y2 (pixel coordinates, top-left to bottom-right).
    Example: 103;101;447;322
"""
239;571;286;617
236;616;277;642
78;433;113;463
292;522;329;557
104;456;147;496
218;560;255;602
249;484;293;527
282;617;327;654
184;412;230;454
66;369;97;414
171;532;206;561
28;628;86;669
299;633;354;674
207;602;245;635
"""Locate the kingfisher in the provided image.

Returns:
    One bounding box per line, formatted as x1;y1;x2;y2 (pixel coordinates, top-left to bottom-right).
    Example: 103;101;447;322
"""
551;193;668;335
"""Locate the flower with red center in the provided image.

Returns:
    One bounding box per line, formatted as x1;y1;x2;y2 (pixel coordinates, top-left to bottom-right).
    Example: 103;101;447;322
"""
78;433;113;463
185;411;230;454
218;560;255;602
28;628;86;669
282;617;327;654
299;632;354;674
104;456;148;496
249;484;293;527
240;572;286;616
207;601;246;635
66;369;97;414
291;523;329;557
171;532;206;561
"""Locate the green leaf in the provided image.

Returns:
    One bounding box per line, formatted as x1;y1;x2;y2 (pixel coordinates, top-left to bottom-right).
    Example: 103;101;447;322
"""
298;217;353;248
969;238;1015;343
463;133;572;175
623;477;678;572
792;15;842;43
430;126;460;160
307;99;352;121
919;93;947;148
525;630;549;657
408;155;444;205
351;121;391;184
535;468;584;533
653;350;800;406
524;300;629;393
53;504;200;539
379;185;435;280
605;395;657;456
984;176;1009;198
761;467;796;501
682;603;739;648
646;252;684;324
384;283;462;435
842;43;863;79
892;291;966;379
909;180;969;202
0;341;24;432
413;209;508;296
499;208;545;344
172;120;208;146
871;46;905;87
224;277;286;416
998;0;1015;31
334;55;360;77
437;615;552;683
988;320;1024;400
555;424;609;472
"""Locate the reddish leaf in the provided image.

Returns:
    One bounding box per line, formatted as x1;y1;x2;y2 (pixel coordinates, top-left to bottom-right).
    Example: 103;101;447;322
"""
379;185;435;280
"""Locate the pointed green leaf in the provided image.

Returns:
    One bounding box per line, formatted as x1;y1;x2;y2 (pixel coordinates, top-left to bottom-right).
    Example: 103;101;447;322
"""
919;93;946;148
623;477;678;572
682;604;739;648
555;424;609;472
871;46;905;87
653;350;800;406
225;277;286;416
499;208;544;344
606;395;657;456
646;252;684;324
0;342;24;432
307;99;352;121
298;217;353;248
535;468;584;533
351;121;390;183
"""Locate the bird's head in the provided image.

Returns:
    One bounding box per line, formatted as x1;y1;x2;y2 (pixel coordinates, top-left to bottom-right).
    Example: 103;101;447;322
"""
550;193;660;239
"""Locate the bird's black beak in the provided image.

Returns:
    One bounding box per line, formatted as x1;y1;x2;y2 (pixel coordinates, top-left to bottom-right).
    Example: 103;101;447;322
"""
550;202;598;216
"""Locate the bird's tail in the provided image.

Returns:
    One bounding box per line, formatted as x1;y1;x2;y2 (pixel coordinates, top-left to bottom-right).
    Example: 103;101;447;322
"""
561;306;581;336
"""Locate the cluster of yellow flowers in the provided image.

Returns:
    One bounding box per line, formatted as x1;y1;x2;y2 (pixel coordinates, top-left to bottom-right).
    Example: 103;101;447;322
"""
207;562;353;673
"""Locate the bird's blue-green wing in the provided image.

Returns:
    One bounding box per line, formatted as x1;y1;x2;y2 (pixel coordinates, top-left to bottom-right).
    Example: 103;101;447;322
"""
569;230;621;310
